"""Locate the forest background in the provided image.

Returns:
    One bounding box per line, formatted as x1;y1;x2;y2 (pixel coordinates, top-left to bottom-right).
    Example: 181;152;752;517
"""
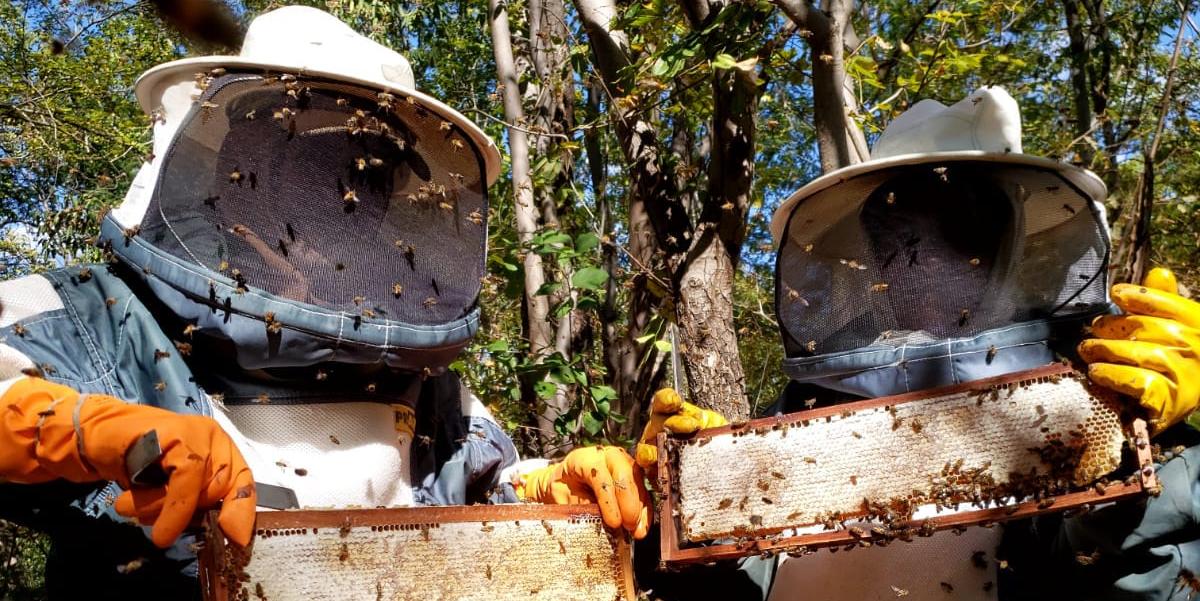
1;0;1198;596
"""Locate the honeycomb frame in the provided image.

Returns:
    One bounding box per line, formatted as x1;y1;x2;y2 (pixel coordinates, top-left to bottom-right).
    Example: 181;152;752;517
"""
199;505;636;601
657;364;1156;565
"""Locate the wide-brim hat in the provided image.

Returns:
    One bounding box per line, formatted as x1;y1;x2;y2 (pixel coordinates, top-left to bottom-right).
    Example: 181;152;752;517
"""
132;5;502;185
769;87;1106;243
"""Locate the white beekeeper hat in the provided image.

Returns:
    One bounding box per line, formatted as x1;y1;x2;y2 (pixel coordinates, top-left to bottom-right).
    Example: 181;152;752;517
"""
769;87;1106;244
133;5;501;184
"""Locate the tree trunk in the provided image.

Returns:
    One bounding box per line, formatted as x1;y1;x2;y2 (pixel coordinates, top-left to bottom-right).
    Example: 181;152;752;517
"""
488;0;556;448
774;0;867;172
1062;0;1095;166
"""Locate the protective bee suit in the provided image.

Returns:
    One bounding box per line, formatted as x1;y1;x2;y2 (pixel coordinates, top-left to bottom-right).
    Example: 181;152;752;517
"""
0;7;647;599
640;87;1200;600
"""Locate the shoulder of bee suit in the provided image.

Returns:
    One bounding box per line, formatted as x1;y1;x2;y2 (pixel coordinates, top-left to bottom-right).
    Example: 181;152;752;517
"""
409;372;520;506
0;264;211;598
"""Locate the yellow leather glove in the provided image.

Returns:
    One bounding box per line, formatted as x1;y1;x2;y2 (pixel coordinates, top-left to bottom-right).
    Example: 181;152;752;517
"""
515;446;651;539
0;376;257;548
1078;268;1200;433
634;388;728;469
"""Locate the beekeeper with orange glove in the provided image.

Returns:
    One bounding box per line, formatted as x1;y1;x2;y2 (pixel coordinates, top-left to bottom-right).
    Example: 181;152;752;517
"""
0;7;646;599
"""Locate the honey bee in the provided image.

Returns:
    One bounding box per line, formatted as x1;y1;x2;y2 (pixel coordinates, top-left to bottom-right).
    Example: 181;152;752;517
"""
264;312;282;334
969;257;981;266
805;340;817;353
756;479;770;491
329;435;340;445
365;382;377;393
422;297;438;309
116;558;145;574
255;392;270;404
392;283;404;297
174;341;192;356
229;169;242;184
958;308;970;327
886;192;896;205
803;243;814;252
315;369;328;381
336;97;349;107
467;210;484;225
355;157;367;171
718;498;734;510
438;201;454;211
343;189;358;204
890;585;909;597
932;166;948;182
105;297;117;307
352;296;365;306
362;308;376;319
1076;551;1101;566
183;324;198;338
849;475;858;485
870;283;889;293
153;349;171;362
450;138;465;151
122;225;141;244
244;110;256;121
154;381;166;392
986;345;998;362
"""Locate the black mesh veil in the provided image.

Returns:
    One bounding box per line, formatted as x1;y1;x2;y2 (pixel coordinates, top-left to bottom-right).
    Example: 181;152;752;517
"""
776;162;1109;357
140;74;488;327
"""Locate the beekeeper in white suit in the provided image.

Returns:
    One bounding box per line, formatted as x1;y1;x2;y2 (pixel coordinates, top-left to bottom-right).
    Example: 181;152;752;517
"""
639;87;1200;600
0;7;648;599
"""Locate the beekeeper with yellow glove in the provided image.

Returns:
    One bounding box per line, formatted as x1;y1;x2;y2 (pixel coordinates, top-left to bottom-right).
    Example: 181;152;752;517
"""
641;86;1200;601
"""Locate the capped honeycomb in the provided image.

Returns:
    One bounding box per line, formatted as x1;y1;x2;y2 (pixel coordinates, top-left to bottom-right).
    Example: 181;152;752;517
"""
672;369;1127;543
203;506;634;601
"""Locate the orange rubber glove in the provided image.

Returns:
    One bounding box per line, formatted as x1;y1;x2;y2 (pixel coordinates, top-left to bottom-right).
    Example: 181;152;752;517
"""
634;388;728;469
0;376;256;548
515;446;651;539
1079;268;1200;433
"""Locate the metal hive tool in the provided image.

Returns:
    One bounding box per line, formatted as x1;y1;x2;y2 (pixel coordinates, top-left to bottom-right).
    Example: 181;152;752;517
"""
199;505;635;601
657;364;1156;564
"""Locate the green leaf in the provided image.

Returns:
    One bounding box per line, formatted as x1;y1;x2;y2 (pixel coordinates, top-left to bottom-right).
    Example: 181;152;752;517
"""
590;385;618;402
486;340;509;353
654;339;673;353
534;281;562;297
1186;410;1200;433
581;411;604;436
571;267;609;290
576;232;601;253
711;53;738;70
534;380;558;399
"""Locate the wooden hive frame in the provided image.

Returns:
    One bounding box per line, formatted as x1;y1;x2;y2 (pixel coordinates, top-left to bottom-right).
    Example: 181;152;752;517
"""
199;504;636;601
657;364;1157;565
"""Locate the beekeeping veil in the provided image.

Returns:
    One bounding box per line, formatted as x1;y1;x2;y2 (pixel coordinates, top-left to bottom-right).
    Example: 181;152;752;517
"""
100;6;501;373
771;87;1110;398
